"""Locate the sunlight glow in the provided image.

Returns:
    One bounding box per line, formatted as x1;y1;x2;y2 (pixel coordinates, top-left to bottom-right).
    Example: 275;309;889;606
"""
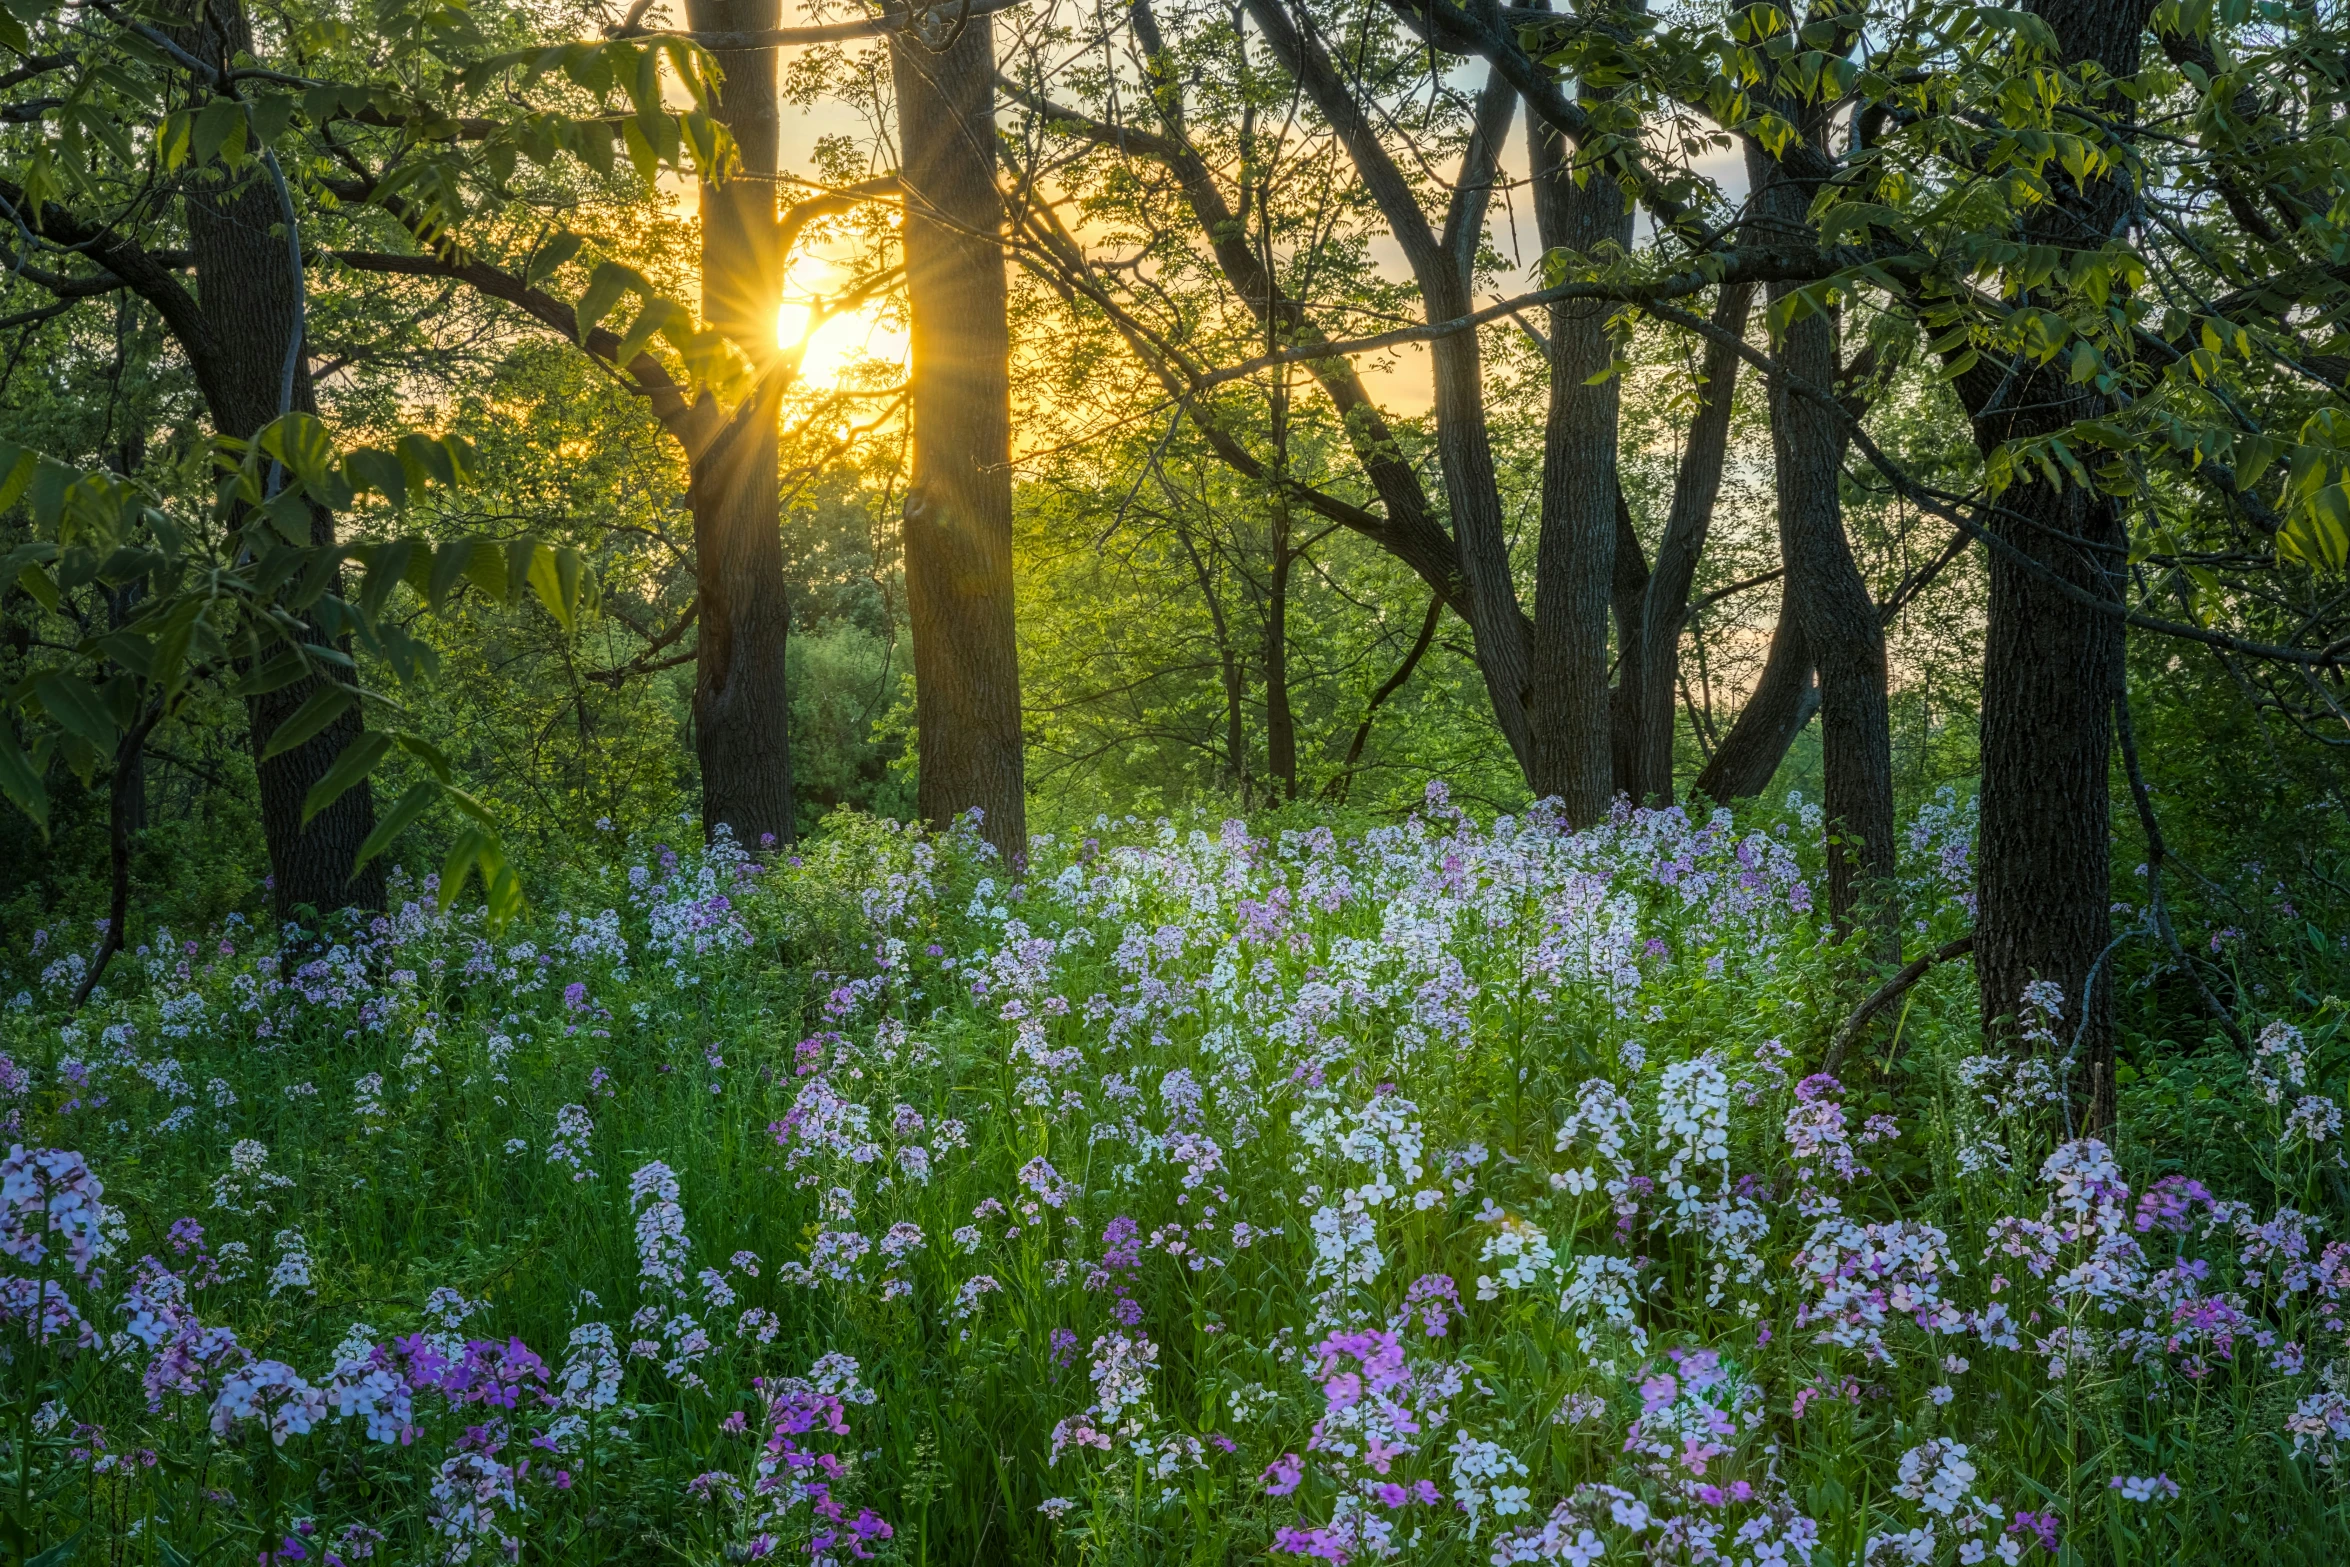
777;296;907;392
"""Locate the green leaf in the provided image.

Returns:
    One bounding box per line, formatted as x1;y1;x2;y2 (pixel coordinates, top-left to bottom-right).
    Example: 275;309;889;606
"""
301;731;392;823
0;540;57;585
0;721;47;832
156;109;192;170
258;413;343;493
191;95;248;167
575;119;617;177
261;489;314;547
344;446;409;508
250;93;296;145
353;780;437;870
439;823;493;907
30;671;117;751
2288;483;2350;570
428;539;475;610
576;261;646;342
460;537;508;603
0;443;37;512
526;231;586;284
231;651;311;699
15;562;59;612
259;683;355;761
396;432;459;491
527;544;586;633
148;597;205;701
614;297;690;368
359;538;416;621
393;731;456;784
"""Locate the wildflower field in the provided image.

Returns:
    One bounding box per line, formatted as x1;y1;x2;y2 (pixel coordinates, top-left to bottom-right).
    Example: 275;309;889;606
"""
1;792;2344;1566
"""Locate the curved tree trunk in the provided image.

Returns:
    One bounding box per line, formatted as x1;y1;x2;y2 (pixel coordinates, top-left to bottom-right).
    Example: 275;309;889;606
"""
1691;608;1817;805
1635;285;1754;805
1746;137;1896;936
175;0;383;925
1265;505;1299;802
892;20;1028;862
688;0;797;848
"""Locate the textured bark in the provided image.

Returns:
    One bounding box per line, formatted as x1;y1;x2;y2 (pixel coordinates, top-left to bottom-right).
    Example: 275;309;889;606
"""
1527;88;1631;822
1747;137;1896;936
688;0;797;848
893;21;1028;860
687;378;796;847
1691;608;1818;804
174;0;383;924
1635;286;1754;804
1950;0;2152;1129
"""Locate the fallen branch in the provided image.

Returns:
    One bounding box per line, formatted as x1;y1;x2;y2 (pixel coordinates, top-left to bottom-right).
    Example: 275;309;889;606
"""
1821;934;1975;1076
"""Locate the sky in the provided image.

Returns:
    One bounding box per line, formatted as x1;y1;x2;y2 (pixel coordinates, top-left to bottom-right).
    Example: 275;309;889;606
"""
654;8;1754;416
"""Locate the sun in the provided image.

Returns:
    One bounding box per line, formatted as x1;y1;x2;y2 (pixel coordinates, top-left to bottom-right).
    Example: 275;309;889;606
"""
775;242;906;392
777;295;908;391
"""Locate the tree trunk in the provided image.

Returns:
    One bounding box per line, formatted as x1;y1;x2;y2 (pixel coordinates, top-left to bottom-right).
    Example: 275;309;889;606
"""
1691;607;1817;804
689;379;797;847
176;0;383;925
1265;506;1298;802
892;21;1028;861
107;584;148;837
1609;485;1650;802
1527;110;1629;824
1175;520;1247;794
1746;139;1896;937
1635;285;1754;805
1970;476;2125;1125
1954;0;2150;1129
688;0;797;849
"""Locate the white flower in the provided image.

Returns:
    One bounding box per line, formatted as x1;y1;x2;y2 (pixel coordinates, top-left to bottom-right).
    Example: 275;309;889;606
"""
2109;1473;2179;1502
267;1230;314;1298
1893;1439;1976;1516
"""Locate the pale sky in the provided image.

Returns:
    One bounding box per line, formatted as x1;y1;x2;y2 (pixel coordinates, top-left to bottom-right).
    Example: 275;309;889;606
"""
661;10;1753;416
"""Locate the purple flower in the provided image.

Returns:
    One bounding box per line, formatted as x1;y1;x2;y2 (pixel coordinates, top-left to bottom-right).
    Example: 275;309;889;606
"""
2008;1511;2060;1552
1261;1452;1304;1496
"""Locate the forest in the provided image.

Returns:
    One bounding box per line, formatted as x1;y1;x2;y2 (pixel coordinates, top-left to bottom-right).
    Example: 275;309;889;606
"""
7;0;2350;1558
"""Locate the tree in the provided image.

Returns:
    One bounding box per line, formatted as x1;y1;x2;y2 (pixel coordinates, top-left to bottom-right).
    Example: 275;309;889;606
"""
891;12;1029;860
999;0;2350;1108
680;0;800;848
0;418;583;992
0;0;737;917
996;0;1912;860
